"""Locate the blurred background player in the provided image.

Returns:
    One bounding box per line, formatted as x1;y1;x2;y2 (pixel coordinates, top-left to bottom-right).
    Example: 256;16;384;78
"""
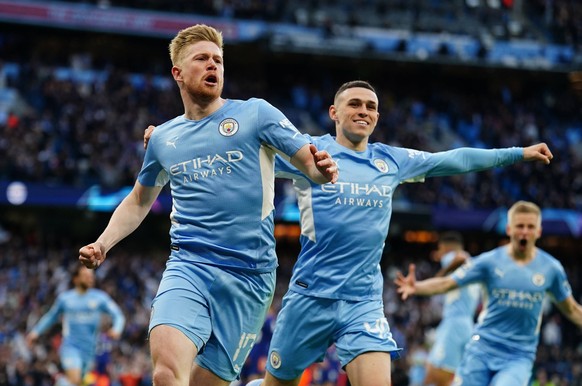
25;265;125;386
396;201;582;386
423;231;480;386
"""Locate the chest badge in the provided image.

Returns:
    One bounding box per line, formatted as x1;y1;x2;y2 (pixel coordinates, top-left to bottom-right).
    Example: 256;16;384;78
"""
219;118;239;137
532;273;545;287
373;159;389;173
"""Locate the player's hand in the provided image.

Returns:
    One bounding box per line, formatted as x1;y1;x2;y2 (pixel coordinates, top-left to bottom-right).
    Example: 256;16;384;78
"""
143;125;155;149
107;329;121;340
79;242;106;269
310;144;338;184
25;331;38;347
523;143;553;164
394;263;417;301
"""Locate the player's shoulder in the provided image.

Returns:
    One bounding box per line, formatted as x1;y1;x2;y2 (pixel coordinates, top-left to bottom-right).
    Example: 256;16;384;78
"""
149;115;186;142
478;247;501;260
470;248;500;266
87;288;110;299
535;248;563;269
368;141;418;159
59;289;77;299
310;134;334;148
235;97;270;108
157;115;185;130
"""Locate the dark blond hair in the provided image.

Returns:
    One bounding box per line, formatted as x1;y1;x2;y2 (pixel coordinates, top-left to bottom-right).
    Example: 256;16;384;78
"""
507;201;542;226
169;24;223;66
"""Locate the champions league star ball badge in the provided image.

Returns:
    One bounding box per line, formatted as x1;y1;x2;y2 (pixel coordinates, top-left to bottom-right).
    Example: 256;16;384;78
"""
218;118;239;136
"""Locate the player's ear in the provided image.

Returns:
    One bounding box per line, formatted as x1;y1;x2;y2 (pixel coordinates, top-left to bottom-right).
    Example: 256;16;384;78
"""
329;105;338;121
171;66;183;82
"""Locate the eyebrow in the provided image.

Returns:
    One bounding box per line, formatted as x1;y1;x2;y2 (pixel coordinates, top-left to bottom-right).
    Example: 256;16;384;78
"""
347;98;378;107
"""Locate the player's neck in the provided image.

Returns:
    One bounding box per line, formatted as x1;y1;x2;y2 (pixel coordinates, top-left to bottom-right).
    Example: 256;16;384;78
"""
75;286;89;294
335;136;368;152
184;96;225;121
508;245;536;265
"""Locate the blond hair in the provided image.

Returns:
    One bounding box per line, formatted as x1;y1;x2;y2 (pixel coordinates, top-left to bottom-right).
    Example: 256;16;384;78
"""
507;200;542;226
169;24;223;66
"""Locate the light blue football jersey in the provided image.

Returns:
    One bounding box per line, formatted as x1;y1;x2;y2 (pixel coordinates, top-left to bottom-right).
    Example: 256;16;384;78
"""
440;251;480;320
276;134;522;300
452;246;571;356
138;98;309;271
32;288;125;356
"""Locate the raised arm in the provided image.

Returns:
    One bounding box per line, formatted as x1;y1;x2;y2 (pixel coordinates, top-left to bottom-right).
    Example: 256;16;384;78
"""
395;263;459;300
79;181;163;269
290;143;338;184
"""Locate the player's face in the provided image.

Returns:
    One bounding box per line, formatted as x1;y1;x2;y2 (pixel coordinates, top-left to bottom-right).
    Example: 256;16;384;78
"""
330;87;379;146
173;41;224;103
431;242;448;262
506;212;542;252
75;267;95;290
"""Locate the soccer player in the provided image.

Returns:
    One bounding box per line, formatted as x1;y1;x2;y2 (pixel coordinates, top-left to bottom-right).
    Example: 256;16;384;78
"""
78;24;338;386
242;81;553;386
25;265;125;386
145;80;554;386
395;201;582;386
423;232;480;386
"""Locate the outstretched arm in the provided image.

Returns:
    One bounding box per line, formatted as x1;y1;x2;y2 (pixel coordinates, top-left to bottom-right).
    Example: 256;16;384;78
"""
290;143;338;184
554;296;582;329
79;181;162;269
395;263;459;300
425;143;553;178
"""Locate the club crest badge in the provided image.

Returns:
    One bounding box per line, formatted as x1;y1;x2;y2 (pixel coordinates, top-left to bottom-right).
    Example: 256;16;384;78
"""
270;351;282;369
373;159;389;173
219;118;239;137
532;273;545;287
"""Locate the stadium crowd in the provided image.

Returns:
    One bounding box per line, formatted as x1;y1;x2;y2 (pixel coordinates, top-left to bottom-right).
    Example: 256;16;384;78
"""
54;0;582;48
0;42;581;210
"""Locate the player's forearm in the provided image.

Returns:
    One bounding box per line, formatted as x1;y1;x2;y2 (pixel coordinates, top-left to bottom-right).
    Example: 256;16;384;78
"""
289;145;332;184
427;147;523;177
33;308;60;335
557;297;582;329
567;307;582;329
304;166;332;184
415;276;457;296
96;187;158;252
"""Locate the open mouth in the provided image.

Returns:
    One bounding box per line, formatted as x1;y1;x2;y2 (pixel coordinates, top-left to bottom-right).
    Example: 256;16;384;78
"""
205;75;218;85
519;239;527;246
